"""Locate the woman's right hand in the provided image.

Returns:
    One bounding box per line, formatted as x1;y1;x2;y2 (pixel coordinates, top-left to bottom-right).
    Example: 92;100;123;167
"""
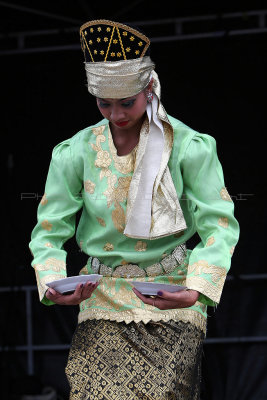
45;281;99;305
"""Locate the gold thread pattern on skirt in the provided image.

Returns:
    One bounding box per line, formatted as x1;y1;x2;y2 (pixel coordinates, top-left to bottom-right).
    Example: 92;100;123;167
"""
66;319;204;400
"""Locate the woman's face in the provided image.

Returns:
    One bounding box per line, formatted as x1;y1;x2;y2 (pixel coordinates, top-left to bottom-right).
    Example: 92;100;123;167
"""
96;88;148;131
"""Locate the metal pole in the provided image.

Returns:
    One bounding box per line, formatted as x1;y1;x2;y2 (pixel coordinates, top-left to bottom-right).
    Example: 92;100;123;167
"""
25;288;34;375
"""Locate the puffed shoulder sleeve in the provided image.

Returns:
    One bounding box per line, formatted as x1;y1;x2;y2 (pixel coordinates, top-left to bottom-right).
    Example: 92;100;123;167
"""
29;140;83;305
181;133;240;306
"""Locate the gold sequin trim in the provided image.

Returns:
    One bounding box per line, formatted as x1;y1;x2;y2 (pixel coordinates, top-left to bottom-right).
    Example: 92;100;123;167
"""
96;217;106;227
206;236;215;247
218;217;229;228
40;193;48;205
41;220;52;231
44;242;53;248
84;180;96;194
103;243;114;251
134;241;147;252
220;187;232;202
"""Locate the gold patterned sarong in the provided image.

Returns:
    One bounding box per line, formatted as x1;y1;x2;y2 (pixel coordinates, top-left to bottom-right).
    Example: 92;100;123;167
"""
66;319;204;399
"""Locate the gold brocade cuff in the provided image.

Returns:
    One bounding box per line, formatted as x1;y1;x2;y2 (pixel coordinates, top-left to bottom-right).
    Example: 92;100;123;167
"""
34;270;65;302
186;260;227;305
34;258;67;302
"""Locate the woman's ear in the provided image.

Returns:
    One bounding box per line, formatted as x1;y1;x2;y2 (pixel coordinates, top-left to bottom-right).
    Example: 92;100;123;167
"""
147;79;154;92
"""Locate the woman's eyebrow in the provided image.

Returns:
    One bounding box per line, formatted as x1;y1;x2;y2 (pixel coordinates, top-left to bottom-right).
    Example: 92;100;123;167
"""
120;97;136;101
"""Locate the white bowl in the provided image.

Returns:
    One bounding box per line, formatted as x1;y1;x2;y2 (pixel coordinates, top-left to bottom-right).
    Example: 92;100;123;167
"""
46;274;102;294
130;281;186;296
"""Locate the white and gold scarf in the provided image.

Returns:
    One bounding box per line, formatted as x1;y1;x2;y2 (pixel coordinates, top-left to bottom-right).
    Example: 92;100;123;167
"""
85;57;187;239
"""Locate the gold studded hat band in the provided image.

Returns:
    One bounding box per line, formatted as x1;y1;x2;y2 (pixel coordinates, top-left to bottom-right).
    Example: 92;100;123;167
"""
84;56;155;98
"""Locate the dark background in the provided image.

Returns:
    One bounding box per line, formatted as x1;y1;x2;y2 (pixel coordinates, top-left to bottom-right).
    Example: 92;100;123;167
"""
1;1;266;399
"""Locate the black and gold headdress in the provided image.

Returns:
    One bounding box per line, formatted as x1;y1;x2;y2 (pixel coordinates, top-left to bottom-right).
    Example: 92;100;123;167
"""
80;19;155;99
80;19;150;63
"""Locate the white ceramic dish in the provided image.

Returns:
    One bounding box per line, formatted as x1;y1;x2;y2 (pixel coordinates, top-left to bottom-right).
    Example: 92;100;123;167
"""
130;281;187;296
46;274;102;294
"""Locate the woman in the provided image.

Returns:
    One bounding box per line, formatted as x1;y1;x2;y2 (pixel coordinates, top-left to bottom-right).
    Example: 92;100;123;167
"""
29;19;239;399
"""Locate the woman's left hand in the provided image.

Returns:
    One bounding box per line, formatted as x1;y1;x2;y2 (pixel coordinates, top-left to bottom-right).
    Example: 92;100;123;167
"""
132;288;199;309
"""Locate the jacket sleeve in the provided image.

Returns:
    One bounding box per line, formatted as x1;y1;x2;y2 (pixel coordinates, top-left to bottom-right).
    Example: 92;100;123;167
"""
181;133;240;306
29;140;83;305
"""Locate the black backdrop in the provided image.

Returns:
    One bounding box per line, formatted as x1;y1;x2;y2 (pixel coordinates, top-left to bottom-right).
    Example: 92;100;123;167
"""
1;2;267;399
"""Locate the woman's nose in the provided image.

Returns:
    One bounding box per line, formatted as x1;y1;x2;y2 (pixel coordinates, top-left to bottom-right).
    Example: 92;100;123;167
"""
110;105;125;120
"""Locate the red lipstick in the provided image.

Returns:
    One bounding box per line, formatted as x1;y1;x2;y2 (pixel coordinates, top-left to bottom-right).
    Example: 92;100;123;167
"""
115;121;129;127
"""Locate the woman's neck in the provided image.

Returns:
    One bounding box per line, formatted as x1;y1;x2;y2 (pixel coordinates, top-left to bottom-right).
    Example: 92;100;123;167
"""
109;116;145;156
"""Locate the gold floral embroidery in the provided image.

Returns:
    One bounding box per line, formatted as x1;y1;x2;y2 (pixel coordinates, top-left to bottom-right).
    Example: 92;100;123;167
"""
105;176;132;233
95;150;112;169
91;126;110;178
34;258;66;273
96;217;106;227
220;187;232;202
40;193;48;205
45;242;53;248
84;180;96;194
108;128;136;174
91;125;132;233
206;236;215;247
41;220;52;231
218;217;229;228
36;273;65;301
111;203;126;233
230;246;235;255
121;260;130;265
187;260;226;303
134;241;147;252
103;243;114;251
78;277;207;332
188;260;225;284
104;176;132;207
